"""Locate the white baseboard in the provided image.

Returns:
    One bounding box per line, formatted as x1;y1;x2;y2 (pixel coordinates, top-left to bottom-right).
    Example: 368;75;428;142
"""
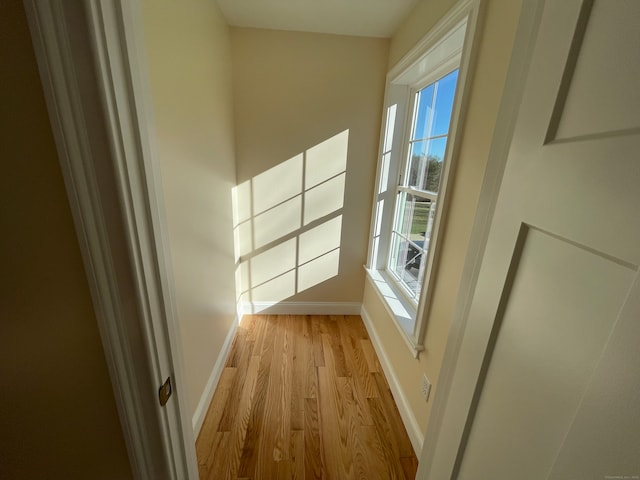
242;301;361;315
360;305;424;455
192;315;239;437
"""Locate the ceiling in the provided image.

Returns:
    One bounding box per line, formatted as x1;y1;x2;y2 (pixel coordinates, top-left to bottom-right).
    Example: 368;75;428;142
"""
216;0;419;38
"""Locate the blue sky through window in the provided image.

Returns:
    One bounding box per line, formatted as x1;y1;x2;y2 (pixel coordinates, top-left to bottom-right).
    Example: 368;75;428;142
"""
412;69;459;160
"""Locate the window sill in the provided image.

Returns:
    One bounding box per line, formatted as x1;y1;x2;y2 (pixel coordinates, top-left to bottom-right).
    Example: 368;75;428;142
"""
364;267;425;359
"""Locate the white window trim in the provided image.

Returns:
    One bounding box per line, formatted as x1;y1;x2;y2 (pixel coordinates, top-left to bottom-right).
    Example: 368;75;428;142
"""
387;63;460;308
366;0;483;356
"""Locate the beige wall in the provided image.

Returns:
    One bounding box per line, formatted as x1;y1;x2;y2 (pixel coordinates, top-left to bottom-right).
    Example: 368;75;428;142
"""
388;0;457;68
0;2;132;478
231;28;389;307
140;0;238;416
362;0;523;433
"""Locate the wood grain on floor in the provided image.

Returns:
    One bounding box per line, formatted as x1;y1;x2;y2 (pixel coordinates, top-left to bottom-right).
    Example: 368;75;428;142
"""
196;314;418;480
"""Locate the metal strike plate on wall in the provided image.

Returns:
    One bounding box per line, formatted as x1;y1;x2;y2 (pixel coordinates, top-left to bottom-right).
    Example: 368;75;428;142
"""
158;377;172;406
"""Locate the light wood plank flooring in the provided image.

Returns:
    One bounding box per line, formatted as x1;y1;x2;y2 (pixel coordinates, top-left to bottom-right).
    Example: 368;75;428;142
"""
196;314;418;480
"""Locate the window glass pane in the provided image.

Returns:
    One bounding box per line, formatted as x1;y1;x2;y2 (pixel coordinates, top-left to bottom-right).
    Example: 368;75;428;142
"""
424;137;447;192
394;193;431;246
389;232;424;299
379;152;392;193
383;104;397;153
407;138;446;192
430;69;458;137
393;191;408;237
406;141;427;188
412;84;434;141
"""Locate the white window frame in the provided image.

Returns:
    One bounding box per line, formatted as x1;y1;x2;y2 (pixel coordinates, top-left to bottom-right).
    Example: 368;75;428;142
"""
387;66;460;305
366;0;482;356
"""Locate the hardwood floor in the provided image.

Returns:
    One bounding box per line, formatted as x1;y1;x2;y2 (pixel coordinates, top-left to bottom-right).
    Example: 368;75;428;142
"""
196;314;418;480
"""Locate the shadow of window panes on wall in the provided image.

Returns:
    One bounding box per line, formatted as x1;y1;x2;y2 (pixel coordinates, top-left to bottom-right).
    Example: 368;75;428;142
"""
233;130;349;310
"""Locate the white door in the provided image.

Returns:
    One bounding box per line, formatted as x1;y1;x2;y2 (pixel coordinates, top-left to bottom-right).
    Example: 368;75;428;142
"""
422;0;640;478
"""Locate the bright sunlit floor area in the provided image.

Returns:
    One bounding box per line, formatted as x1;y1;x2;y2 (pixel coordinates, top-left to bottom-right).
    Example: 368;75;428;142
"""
196;314;418;479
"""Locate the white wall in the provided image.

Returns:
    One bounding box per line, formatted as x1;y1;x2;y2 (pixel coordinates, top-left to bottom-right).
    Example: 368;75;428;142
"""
231;28;389;311
140;0;238;416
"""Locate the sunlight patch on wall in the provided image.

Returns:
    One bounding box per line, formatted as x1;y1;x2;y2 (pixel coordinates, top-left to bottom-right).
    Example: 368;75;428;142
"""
252;154;303;215
232;130;349;308
306;130;349;188
234;179;252;223
298;248;341;292
298;215;342;264
249;238;297;287
251;270;297;304
253;196;302;248
304;173;346;225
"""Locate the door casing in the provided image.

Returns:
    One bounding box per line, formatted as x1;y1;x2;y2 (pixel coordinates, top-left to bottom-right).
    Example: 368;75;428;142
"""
23;1;198;478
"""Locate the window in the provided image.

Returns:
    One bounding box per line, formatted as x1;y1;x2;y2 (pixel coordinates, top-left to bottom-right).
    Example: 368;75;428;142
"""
388;70;459;302
366;9;476;354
